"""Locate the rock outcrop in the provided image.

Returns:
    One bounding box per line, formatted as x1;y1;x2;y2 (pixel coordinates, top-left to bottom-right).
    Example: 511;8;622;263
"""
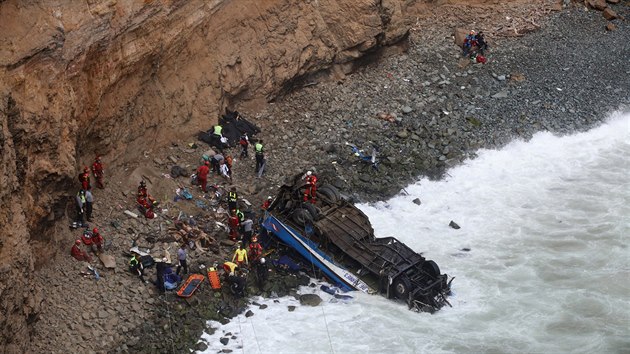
0;0;413;350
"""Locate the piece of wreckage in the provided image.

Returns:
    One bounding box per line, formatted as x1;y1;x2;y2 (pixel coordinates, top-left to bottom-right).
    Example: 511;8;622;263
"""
260;172;453;313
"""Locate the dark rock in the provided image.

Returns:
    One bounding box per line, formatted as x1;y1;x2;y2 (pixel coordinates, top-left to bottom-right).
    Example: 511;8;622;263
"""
412;198;421;205
288;305;296;312
603;8;617;20
299;294;322;306
220;337;229;345
461;248;471;252
259;304;268;310
245;310;254;318
195;342;208;351
449;221;461;229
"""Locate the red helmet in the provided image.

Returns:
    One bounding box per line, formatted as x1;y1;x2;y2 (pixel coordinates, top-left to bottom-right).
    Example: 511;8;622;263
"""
96;156;101;161
92;228;98;234
75;239;82;245
205;161;210;165
83;166;89;173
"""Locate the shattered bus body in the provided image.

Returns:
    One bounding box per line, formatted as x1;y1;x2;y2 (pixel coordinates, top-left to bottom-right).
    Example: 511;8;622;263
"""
261;173;452;313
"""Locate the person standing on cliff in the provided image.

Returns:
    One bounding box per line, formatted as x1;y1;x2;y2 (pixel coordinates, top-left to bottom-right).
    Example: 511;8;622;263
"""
239;133;249;158
129;253;148;283
211;153;224;175
85;189;94;222
79;166;91;190
76;189;87;223
91;156;104;189
254;139;265;174
196;160;210;193
219;160;232;183
176;243;188;276
227;187;238;211
303;171;317;204
228;209;240;241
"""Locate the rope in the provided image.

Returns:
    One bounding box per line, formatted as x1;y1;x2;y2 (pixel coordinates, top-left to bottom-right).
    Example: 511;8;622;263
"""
248;315;263;354
164;298;176;354
304;223;335;354
237;313;245;354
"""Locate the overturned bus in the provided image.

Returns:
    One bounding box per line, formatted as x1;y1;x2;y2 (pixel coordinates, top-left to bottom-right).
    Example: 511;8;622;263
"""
260;173;453;313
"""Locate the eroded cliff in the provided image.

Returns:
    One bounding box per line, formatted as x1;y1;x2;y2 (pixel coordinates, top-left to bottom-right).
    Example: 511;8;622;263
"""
0;0;414;350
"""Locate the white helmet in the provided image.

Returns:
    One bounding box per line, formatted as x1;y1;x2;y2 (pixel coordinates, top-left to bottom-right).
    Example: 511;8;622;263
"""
306;171;312;176
260;257;266;264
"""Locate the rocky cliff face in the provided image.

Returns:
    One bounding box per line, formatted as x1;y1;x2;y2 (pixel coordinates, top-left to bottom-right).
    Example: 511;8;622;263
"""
0;0;413;350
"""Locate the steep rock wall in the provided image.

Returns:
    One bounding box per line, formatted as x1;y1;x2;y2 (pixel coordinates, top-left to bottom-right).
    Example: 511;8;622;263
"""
0;0;412;350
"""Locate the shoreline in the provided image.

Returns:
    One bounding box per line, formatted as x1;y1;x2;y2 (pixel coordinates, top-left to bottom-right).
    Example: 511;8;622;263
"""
29;3;629;353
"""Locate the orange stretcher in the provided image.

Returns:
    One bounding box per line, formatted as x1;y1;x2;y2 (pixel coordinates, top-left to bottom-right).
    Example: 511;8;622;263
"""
176;274;205;298
207;267;222;289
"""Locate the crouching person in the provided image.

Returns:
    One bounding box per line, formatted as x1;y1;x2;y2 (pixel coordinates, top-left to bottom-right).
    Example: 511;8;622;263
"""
129;253;148;283
71;239;92;262
227;268;248;299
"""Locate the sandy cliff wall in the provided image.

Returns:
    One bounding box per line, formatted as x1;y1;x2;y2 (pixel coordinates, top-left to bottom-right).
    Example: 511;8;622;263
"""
0;0;413;350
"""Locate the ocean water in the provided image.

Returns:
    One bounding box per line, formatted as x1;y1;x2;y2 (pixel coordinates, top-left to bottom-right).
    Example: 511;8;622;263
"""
199;111;630;353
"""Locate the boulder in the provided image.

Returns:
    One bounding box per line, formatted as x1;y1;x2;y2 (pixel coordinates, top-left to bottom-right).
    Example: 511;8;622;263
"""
587;0;607;10
603;8;618;20
605;0;619;3
412;198;421;205
299;294;322;306
449;220;461;229
606;23;617;31
454;28;468;48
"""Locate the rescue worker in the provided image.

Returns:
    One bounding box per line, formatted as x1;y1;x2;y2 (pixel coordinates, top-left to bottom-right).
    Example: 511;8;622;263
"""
248;235;263;263
219;160;232;183
476;31;488;55
154;257;168;293
91;156;104;189
225;154;233;175
137;195;155;219
79;166;91;190
254;139;265;174
232;243;248;267
463;30;478;57
71;239;91;262
303;171;318;203
227;187;238;211
91;227;103;254
138;180;148;198
227;267;247;298
239;133;249;158
137;180;158;209
228;209;240;241
129;253;148;283
261;196;273;211
211;153;224;175
235;209;245;223
176;243;188;275
213;123;223;138
85;189;94;222
223;261;238;276
253;257;268;289
76;189;87;223
196;161;210;193
241;216;254;244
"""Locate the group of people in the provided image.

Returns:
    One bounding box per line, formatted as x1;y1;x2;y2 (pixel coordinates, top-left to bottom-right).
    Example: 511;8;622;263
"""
462;30;488;62
71;156;106;261
136;180;159;219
